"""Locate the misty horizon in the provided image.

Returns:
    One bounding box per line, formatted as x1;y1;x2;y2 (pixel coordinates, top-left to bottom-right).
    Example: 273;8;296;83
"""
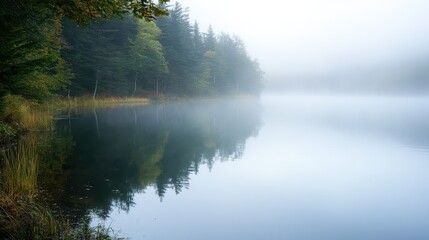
180;0;429;94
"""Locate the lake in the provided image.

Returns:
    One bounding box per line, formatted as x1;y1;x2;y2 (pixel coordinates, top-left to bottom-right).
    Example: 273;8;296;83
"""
42;95;429;239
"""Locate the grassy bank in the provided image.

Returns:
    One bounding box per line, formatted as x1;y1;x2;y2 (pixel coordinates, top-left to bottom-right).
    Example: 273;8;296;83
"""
1;95;52;132
0;94;150;145
55;96;150;109
0;95;146;238
0;142;119;239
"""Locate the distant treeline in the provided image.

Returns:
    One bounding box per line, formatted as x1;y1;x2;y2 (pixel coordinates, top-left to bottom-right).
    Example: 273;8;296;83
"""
0;1;263;102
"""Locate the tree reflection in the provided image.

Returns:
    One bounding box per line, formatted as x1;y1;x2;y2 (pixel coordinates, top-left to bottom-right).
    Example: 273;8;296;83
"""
39;99;262;222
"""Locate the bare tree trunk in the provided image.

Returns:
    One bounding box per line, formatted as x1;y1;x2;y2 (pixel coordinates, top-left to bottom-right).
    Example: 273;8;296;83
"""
132;72;138;97
67;87;71;109
156;76;159;97
163;78;166;94
93;69;100;99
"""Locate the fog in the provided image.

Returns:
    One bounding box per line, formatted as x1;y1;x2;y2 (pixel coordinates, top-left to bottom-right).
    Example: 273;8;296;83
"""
179;0;429;93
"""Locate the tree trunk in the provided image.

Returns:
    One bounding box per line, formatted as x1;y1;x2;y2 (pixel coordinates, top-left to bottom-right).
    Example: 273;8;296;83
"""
131;72;138;97
93;69;100;99
163;78;166;94
67;87;71;108
156;77;159;97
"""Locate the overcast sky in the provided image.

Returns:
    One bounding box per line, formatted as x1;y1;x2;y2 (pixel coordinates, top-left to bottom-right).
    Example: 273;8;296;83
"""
178;0;429;77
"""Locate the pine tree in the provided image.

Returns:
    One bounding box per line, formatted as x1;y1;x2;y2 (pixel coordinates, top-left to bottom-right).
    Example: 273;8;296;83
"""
129;20;168;96
157;2;195;95
0;0;71;101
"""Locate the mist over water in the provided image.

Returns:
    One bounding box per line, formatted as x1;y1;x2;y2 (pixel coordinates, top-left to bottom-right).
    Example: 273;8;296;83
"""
58;1;429;239
56;0;429;236
74;95;429;240
33;1;429;239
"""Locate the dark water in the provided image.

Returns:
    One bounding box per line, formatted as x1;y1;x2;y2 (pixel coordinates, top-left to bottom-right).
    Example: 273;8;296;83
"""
42;96;429;239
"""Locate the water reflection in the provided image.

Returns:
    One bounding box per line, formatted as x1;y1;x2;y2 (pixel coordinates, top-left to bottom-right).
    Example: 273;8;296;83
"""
36;96;429;239
40;99;262;222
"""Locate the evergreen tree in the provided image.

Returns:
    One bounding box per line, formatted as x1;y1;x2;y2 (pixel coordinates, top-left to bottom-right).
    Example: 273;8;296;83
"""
129;20;168;96
0;0;71;101
0;0;169;107
202;25;218;92
211;33;263;95
192;22;204;56
157;2;196;95
62;16;138;96
204;25;217;52
1;0;262;108
190;21;212;94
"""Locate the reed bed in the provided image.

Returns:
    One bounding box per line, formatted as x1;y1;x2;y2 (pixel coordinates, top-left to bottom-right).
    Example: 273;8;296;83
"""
0;94;133;239
0;143;118;239
0;143;38;205
56;96;150;109
1;95;52;131
1;94;150;137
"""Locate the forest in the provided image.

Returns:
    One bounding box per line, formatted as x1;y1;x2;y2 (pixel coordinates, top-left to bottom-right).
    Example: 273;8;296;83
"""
0;0;263;105
0;2;263;238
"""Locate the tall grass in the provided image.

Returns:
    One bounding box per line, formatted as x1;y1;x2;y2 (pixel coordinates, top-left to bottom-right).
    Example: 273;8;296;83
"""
0;200;61;240
1;94;149;135
20;107;52;130
0;142;43;239
55;96;150;109
0;200;117;239
0;94;143;238
0;143;38;205
1;94;52;131
0;142;119;239
0;123;16;144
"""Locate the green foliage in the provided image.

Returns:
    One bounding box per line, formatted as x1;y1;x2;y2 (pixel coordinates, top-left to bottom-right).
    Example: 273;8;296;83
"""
0;0;169;106
129;19;168;94
1;0;261;107
49;0;169;25
66;221;117;240
156;3;263;96
0;140;121;239
1;95;27;123
0;123;16;144
0;200;57;240
62;16;139;96
0;200;119;239
0;95;53;131
0;1;72;101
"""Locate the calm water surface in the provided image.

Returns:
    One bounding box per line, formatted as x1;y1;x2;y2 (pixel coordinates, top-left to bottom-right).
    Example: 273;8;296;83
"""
47;95;429;239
